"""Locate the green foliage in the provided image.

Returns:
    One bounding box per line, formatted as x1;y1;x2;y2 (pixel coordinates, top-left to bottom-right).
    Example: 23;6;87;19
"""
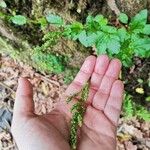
46;14;64;26
119;13;128;24
10;15;27;25
47;10;150;67
0;1;7;8
4;9;150;67
32;31;65;73
40;31;62;52
67;82;90;149
31;48;65;73
37;17;48;30
123;94;135;118
123;93;150;121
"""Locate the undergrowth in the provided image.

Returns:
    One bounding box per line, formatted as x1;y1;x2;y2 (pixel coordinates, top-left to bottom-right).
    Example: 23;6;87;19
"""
123;93;150;121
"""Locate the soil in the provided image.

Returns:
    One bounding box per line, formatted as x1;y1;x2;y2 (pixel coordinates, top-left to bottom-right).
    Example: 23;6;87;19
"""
123;57;150;109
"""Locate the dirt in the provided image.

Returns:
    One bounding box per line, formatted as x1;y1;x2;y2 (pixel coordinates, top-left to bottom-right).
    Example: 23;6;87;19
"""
123;57;150;109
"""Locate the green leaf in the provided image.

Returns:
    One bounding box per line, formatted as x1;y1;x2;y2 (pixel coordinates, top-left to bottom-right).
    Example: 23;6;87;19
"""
78;31;97;47
129;9;148;33
86;15;94;24
118;28;127;42
132;9;148;24
101;25;117;33
142;24;150;35
78;30;88;47
119;13;128;24
132;38;150;57
37;17;48;29
94;15;108;26
96;42;107;55
96;32;107;54
70;22;83;31
10;15;27;25
46;14;63;26
0;1;7;8
107;39;121;54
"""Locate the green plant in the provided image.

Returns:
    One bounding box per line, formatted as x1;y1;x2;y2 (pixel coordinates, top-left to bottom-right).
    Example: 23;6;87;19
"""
118;13;128;24
46;13;64;26
38;31;62;52
123;93;150;121
31;48;65;73
46;9;150;67
67;81;90;149
10;15;27;25
123;94;135;118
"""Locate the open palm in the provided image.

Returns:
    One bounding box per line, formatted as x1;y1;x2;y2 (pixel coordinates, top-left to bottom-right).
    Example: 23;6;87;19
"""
11;55;124;150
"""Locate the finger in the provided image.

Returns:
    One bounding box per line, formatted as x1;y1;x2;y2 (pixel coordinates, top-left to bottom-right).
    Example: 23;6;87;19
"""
14;77;34;117
87;55;109;104
65;56;96;96
104;80;124;126
92;59;122;110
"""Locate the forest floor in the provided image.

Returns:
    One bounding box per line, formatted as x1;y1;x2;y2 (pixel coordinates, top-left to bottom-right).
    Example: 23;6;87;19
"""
0;54;150;150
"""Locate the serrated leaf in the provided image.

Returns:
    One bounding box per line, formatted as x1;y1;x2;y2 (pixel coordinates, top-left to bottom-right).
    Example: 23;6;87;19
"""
132;38;150;57
142;24;150;35
132;9;148;24
118;28;127;42
94;15;108;26
129;9;148;33
96;41;107;55
10;15;27;25
78;30;88;47
46;14;63;26
102;25;117;33
78;31;97;47
119;13;128;24
107;39;120;54
86;15;94;24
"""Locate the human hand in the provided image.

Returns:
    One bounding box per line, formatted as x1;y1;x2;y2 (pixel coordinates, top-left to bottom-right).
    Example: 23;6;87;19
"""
11;55;124;150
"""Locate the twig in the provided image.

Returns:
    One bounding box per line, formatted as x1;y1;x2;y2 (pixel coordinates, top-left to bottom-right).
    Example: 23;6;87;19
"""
34;73;60;87
0;82;15;94
106;0;120;16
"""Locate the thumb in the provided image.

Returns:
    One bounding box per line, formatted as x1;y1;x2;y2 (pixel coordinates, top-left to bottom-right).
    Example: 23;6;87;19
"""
13;77;34;117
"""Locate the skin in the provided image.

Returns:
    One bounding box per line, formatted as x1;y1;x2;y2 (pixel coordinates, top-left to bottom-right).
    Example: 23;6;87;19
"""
11;55;124;150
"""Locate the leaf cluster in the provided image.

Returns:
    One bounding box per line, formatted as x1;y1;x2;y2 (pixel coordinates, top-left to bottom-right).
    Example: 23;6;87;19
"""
62;9;150;67
3;4;150;67
32;47;65;74
123;93;150;121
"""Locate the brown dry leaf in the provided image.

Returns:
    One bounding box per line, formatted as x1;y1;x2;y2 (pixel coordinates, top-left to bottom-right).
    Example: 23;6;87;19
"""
117;133;132;142
124;141;137;150
41;82;49;96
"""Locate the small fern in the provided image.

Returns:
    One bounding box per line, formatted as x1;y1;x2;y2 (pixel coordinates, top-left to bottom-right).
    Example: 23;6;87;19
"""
123;93;150;121
123;94;134;118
